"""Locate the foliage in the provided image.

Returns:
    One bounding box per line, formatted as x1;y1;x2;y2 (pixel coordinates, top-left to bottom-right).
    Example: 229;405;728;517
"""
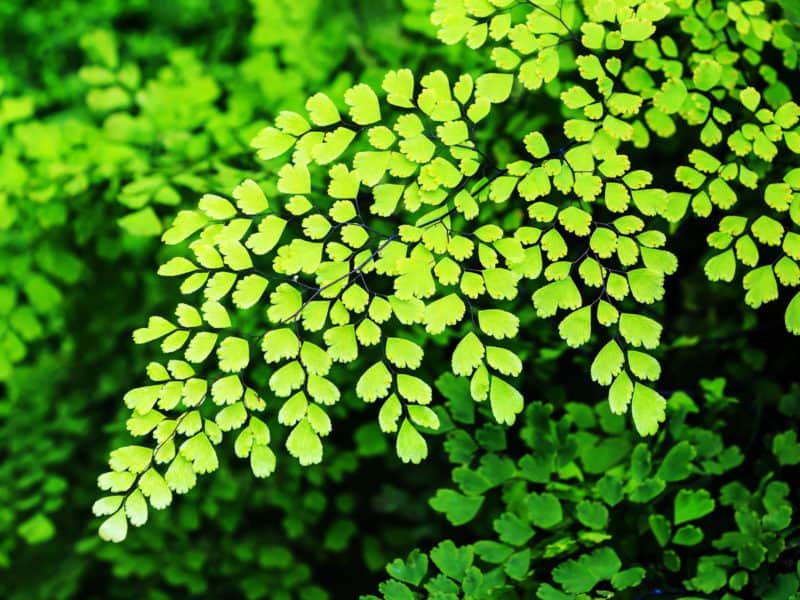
368;380;800;599
1;0;799;598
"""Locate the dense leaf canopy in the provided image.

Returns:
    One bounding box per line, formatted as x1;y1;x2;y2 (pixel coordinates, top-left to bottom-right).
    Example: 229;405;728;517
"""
2;0;799;598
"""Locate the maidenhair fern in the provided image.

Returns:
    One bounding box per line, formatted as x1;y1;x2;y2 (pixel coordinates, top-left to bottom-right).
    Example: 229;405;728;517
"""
96;0;800;545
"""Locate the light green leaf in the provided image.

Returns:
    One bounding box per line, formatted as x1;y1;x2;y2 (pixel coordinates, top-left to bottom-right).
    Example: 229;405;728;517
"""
452;332;485;376
627;351;661;381
386;337;425;369
252;127;296;160
591;340;624;386
489;376;523;425
743;265;779;308
609;371;633;414
286;418;323;466
356;362;393;403
305;92;340;126
424;294;466;334
408;405;440;430
232;179;268;215
618;313;662;349
396;419;427;464
785;290;800;334
165;455;196;494
217;337;249;372
383;69;415;108
99;511;128;543
124;489;148;527
558;306;592;348
631;383;666;436
397;374;432;405
478;309;519;339
739;86;761;112
627;268;664;304
345;83;381;125
475;73;514;103
379;394;402;433
250;444;276;478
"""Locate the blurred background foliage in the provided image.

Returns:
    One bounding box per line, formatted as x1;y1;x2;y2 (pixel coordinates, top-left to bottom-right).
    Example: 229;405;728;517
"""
0;0;798;599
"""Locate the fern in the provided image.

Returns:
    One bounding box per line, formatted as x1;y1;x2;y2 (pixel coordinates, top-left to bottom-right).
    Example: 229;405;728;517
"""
368;381;798;599
94;0;800;575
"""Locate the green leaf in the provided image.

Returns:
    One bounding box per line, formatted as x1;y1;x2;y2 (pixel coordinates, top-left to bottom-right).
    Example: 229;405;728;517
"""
673;525;704;545
452;332;485;376
17;513;56;544
486;346;522;377
252;127;296;160
552;547;621;594
627;351;660;381
576;500;609;530
383;69;415;108
627;269;664;303
751;216;784;246
620;18;655;41
165;455;196;494
558;306;592;348
655;441;696;482
98;511;128;543
426;543;472;586
180;432;218;473
429;489;484;525
527;492;563;529
109;446;152;473
387;549;429;586
504;549;532;581
524;131;550;158
475;73;513;103
772;430;800;466
396;419;427;464
591;340;624;386
286;418;323;466
314;128;357;165
494;512;534;546
705;250;736;282
533;278;582;317
674;489;715;525
743;265;779;308
232;179;268;215
118;207;162;236
478;309;519;339
397;374;432;405
356;362;393;403
424;293;466;334
631;383;666;436
378;581;415;600
344;83;381;125
558;206;592;236
618;313;662;349
611;567;646;591
378;394;402;433
489;376;523;425
124;489;148;527
305;92;340;126
739;86;761;111
217;337;249;372
654;79;688;115
649;514;672;547
609;371;634;414
250;444;276;478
